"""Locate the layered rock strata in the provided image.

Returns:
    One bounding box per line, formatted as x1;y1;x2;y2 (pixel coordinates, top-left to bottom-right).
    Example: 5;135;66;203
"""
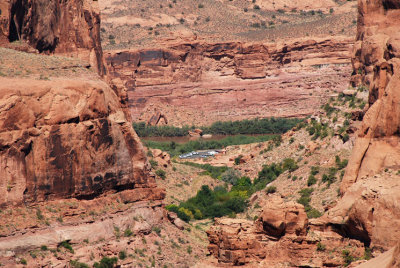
106;38;353;125
0;77;164;207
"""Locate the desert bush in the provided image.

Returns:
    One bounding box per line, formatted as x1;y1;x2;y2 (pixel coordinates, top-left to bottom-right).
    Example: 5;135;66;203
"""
220;168;241;185
307;175;317;186
93;257;118;268
118;251;127;260
266;186;277;194
155;169;166;179
58;241;74;253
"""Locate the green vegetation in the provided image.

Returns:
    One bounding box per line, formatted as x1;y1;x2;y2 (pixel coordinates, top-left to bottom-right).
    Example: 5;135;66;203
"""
145;134;278;156
306;120;329;140
220;168;241;185
166;184;248;222
58;240;74;253
155;169;166;179
118;250;127;260
322;167;338;186
316;242;326;251
124;228;133;237
168;159;297;222
342;250;355;266
133;117;302;137
307;175;317;186
297;188;322;218
266;186;277;194
181;162;229;179
234;155;243;165
70;260;90;268
335;155;348;170
93;257;118;268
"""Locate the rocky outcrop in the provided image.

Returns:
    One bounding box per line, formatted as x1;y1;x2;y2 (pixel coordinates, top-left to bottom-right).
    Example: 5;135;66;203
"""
327;172;400;250
344;0;400;192
106;38;353;125
0;0;106;75
325;0;400;262
207;195;365;267
356;242;400;268
0;77;164;206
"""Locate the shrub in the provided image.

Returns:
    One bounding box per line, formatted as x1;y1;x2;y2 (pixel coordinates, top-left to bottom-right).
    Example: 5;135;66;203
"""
253;5;260;9
177;207;193;222
307;175;317;186
282;158;298;172
297;188;322;218
40;245;48;251
152;226;161;236
118;250;127;260
20;259;27;265
149;159;158;168
364;247;372;260
310;166;319;175
322;167;337;186
316;242;326;251
198;3;204;8
70;260;90;268
342;250;355;266
335;156;348;170
36;209;44;220
221;169;241;185
93;257;118;268
234;155;243;165
59;240;74;253
124;229;133;237
155;169;166;179
266;186;277;194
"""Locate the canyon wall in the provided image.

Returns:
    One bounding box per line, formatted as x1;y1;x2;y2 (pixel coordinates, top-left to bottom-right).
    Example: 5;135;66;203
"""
0;0;165;207
343;0;400;191
0;77;165;206
0;0;106;75
106;38;353;125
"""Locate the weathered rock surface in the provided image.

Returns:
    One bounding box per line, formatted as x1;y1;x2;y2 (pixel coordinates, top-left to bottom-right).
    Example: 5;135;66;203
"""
106;38;353;125
0;77;164;206
0;0;106;75
326;172;400;250
344;0;400;192
207;195;365;267
355;242;400;268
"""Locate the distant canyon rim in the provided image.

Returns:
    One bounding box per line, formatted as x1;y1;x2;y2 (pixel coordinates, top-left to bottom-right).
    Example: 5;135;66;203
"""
106;37;354;126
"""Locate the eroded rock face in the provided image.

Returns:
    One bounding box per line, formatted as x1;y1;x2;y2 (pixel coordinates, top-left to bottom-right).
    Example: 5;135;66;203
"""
258;197;308;238
0;0;106;75
106;38;353;125
344;0;400;192
0;78;164;206
207;195;364;267
326;173;400;251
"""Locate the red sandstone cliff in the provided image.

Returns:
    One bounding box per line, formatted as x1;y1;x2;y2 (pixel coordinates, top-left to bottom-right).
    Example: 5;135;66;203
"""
0;0;106;75
0;0;164;207
105;38;353;125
